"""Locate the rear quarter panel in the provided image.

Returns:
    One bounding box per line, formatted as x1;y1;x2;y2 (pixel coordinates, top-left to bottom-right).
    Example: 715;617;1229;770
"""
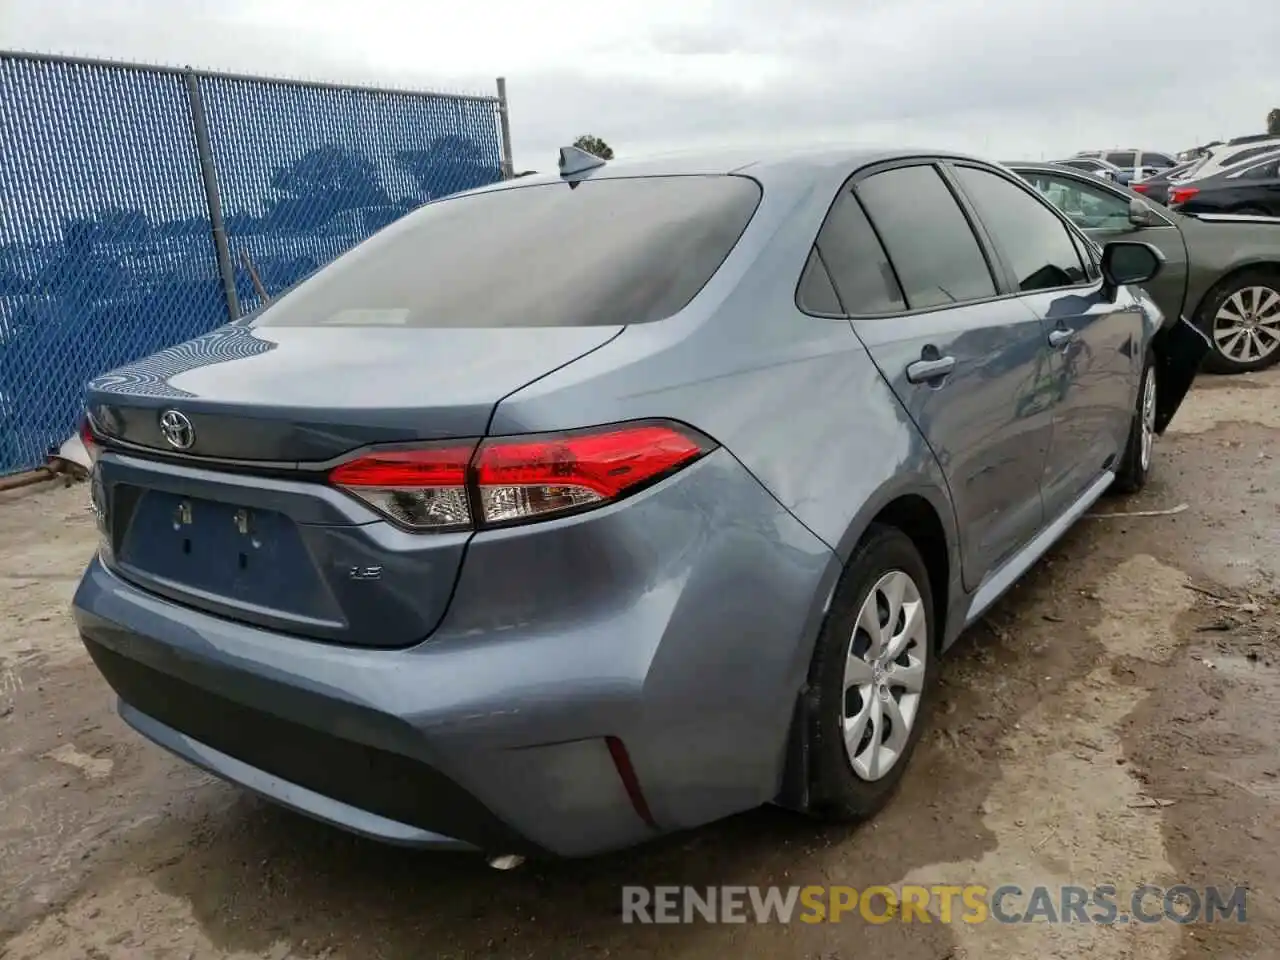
490;167;965;640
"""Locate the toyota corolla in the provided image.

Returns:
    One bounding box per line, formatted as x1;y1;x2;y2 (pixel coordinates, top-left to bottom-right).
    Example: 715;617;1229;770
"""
73;145;1207;862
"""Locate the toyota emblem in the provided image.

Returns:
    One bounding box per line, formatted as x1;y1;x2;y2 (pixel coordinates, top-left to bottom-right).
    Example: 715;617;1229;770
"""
158;409;195;450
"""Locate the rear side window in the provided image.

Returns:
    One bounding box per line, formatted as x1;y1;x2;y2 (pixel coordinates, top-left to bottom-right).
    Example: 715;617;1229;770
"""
255;175;762;328
1106;151;1137;167
952;166;1087;292
811;188;906;314
796;250;844;315
1239;159;1280;180
855;165;997;310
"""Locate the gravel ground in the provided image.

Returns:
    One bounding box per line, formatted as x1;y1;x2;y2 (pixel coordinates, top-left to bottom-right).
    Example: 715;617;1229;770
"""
2;371;1279;960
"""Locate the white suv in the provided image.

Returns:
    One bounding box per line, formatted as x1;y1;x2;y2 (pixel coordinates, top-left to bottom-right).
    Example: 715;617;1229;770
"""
1072;149;1178;183
1171;137;1280;183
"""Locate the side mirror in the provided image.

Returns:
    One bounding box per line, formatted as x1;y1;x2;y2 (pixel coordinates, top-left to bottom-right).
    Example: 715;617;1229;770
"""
1128;198;1155;228
1101;240;1164;291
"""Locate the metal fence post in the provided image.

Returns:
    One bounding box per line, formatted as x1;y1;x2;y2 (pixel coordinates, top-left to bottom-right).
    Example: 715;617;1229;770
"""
496;77;514;179
184;69;240;320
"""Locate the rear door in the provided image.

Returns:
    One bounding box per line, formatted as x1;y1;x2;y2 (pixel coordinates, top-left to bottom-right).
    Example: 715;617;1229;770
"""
1021;168;1189;323
948;163;1139;519
825;161;1053;589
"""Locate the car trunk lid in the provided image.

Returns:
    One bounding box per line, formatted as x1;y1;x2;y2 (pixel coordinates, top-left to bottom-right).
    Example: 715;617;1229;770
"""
87;323;621;462
88;323;621;648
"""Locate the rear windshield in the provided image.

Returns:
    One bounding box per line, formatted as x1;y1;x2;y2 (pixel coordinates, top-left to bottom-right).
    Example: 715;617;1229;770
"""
254;175;762;329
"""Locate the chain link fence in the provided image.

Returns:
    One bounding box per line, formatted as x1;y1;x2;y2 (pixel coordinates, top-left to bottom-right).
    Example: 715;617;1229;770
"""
0;51;509;475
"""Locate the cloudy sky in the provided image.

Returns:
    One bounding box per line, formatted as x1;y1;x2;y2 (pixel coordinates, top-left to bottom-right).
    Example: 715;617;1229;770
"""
2;0;1277;172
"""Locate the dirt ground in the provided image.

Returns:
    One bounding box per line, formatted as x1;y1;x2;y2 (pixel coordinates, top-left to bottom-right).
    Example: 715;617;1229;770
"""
2;371;1279;960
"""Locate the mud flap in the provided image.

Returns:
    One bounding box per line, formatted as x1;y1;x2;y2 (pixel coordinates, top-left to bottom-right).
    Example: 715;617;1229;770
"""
1151;316;1211;434
775;689;813;811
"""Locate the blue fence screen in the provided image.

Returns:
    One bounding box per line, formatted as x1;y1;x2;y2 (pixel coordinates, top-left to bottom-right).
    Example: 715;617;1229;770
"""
0;53;504;474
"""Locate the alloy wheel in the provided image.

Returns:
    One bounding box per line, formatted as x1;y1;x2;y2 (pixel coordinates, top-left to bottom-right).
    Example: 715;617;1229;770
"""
842;570;929;781
1213;286;1280;364
1140;367;1157;473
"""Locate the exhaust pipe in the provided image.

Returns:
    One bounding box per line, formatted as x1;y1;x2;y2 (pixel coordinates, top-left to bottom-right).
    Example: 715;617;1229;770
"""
486;854;525;871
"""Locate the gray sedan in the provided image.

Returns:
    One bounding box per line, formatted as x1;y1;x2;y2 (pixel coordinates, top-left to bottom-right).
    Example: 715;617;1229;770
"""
74;145;1204;861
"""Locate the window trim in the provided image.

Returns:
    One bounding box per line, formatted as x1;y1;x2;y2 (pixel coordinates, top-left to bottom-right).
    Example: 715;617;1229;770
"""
794;156;1115;324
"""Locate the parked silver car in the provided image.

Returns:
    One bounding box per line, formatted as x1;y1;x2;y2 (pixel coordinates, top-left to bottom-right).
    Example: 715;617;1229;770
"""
74;145;1207;860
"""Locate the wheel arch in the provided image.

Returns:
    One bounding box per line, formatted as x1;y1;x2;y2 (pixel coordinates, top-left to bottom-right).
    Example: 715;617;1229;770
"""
865;497;953;653
775;483;961;812
829;479;962;651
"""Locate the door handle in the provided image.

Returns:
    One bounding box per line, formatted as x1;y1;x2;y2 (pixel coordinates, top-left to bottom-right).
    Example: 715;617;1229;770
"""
1048;327;1076;348
906;355;957;384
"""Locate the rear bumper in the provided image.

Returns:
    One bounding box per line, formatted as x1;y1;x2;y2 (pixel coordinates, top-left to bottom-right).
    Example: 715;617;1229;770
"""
83;634;536;853
74;449;840;857
117;698;481;851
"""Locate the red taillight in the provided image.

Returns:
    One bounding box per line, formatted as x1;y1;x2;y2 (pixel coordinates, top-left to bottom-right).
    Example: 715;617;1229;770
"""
79;414;99;463
328;442;476;531
1169;186;1199;206
326;421;713;531
474;423;708;526
1131;182;1149;194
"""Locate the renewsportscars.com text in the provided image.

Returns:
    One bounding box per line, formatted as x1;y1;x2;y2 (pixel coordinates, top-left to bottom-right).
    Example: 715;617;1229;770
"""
621;884;1248;925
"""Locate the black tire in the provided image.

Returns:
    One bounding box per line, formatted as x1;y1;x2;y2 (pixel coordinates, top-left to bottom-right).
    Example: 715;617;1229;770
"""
805;524;939;822
1196;267;1280;374
1112;351;1156;495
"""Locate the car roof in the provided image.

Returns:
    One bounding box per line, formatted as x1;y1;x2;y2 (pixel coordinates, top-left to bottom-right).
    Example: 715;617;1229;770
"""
473;144;999;192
